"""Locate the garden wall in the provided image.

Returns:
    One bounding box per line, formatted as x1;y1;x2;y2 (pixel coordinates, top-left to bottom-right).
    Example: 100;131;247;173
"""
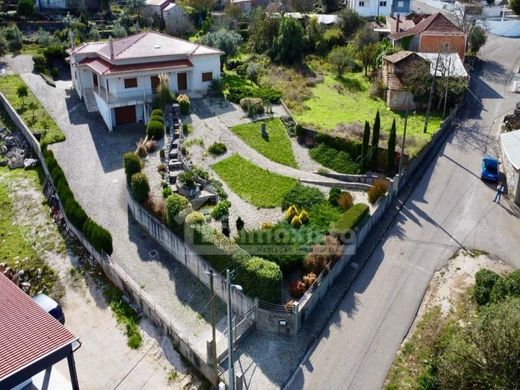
0;93;219;385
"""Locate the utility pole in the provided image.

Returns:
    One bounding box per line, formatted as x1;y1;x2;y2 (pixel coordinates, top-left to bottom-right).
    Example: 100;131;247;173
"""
424;52;441;133
442;57;452;119
399;110;409;175
208;270;218;385
226;269;234;390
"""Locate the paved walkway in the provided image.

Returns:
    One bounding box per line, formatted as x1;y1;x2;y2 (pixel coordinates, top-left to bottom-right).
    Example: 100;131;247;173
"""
20;73;227;357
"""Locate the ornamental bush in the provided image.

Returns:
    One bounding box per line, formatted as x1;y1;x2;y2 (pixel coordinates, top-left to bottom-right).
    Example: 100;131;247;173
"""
130;172;150;203
299;209;309;224
123;152;141;183
282;184;325;210
331;203;369;236
185;211;206;225
166;194;190;228
235;257;283;303
337;191;354;210
291;215;302;228
368;178;388;205
284;205;299;223
208;142;227;155
83;218;113;255
240;97;264;117
329;187;341;205
151;109;163;117
147;120;164;140
150;115;164;124
177;94;190;115
211;200;231;219
474;269;500;306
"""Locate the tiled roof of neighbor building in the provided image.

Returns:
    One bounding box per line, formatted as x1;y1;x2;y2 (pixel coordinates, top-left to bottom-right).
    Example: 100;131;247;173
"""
383;50;416;64
500;130;520;170
69;31;223;61
0;274;77;382
78;57;193;75
390;12;465;40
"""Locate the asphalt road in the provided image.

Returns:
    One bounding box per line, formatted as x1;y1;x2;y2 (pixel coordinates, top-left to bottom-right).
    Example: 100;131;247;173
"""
286;35;520;390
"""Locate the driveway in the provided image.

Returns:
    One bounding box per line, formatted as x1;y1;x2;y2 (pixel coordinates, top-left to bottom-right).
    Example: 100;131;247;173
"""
286;34;520;390
19;73;227;359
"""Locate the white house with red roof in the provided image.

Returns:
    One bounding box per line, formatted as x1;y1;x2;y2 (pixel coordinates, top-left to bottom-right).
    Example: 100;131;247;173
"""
67;31;223;131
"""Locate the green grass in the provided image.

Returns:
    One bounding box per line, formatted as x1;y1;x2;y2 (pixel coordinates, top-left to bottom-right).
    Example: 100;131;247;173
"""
212;154;297;208
309;143;361;174
104;286;143;349
294;73;443;156
0;75;65;145
231;118;298;168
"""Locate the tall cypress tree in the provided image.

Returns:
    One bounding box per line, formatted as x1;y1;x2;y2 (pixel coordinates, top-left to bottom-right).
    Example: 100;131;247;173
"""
371;111;381;170
361;120;371;172
386;118;397;176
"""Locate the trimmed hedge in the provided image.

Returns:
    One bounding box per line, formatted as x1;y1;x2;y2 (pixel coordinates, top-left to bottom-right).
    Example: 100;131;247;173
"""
310;144;361;174
43;148;113;255
147;120;164;140
130;172;150;203
315;133;363;160
331;203;370;235
151;109;163;116
208;142;227;155
123;152;141;184
281;184;326;210
166;194;190;228
235;257;283;303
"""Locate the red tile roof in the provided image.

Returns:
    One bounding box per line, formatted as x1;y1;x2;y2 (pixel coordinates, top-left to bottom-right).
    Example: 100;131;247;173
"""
0;274;77;382
77;57;193;75
389;12;465;40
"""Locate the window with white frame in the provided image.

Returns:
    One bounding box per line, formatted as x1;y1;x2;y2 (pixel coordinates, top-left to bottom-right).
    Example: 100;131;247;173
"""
359;0;365;6
380;1;387;6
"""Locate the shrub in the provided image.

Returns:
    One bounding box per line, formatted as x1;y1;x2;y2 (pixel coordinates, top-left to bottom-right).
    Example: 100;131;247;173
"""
151;109;163;117
289;280;307;299
150;115;164;124
162;186;173;198
310;144;361;174
303;272;317;287
182;123;189;135
303;236;343;275
157;163;166;173
166;194;190;228
123;152;141;183
83;218;113;255
315;133;363;159
291;216;302;228
474;269;500;306
235;257;283;303
240;97;264;117
299;210;309;224
185;211;206;225
329;187;342;205
159;149;166;159
177;94;190;115
62;195;88;230
50;67;60;78
489;270;520;304
337;191;354;210
33;54;47;73
208;142;227;155
179;170;197;188
136;145;147;158
236;217;245;231
211;200;231;219
143;196;166;221
284;205;299;223
131;173;150;203
281;184;325;210
368;178;388;204
256;87;282;103
147;120;164;140
331;204;370;237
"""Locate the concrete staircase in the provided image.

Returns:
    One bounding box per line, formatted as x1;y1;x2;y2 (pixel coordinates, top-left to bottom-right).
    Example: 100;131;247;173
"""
83;89;98;112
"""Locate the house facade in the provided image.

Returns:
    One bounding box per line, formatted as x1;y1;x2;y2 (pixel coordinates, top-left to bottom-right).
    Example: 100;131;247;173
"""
347;0;411;17
389;12;467;61
67;31;222;131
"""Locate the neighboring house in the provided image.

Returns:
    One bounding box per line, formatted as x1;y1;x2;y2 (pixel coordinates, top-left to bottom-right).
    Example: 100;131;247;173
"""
144;0;171;17
347;0;411;17
0;273;80;390
500;129;520;205
35;0;98;10
67;31;223;131
382;50;468;111
388;12;467;61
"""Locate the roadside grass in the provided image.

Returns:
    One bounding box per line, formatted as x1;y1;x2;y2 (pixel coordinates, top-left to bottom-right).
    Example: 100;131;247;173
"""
104;285;143;349
231;118;298;168
212;154;297;208
294;73;443;156
0;75;65;145
0;166;60;297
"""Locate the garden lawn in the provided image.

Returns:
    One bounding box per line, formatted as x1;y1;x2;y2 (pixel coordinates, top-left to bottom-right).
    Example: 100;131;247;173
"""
212;154;297;208
231;118;298;168
294;73;443;156
0;75;65;145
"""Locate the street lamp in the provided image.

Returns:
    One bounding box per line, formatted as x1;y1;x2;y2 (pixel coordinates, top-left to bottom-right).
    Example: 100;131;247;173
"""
226;269;242;390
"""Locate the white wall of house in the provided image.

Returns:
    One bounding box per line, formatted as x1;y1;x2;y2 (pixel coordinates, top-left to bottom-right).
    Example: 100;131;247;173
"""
36;0;67;10
94;93;113;130
349;0;393;16
189;55;221;91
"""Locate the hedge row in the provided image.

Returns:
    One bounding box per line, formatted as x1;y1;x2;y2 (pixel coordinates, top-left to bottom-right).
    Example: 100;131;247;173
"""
43;148;113;255
331;203;370;235
315;133;363;160
190;223;282;303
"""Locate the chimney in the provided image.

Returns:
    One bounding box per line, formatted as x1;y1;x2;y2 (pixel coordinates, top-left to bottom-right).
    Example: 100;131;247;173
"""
396;13;400;32
109;36;114;60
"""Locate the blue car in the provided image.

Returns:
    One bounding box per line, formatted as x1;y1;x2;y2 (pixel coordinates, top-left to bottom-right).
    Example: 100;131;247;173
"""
481;155;500;182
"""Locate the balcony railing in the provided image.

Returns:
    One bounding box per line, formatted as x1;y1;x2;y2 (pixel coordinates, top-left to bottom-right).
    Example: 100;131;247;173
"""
93;86;156;105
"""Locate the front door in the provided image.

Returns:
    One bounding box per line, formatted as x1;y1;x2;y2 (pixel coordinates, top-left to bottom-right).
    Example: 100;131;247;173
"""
177;73;187;91
151;75;160;94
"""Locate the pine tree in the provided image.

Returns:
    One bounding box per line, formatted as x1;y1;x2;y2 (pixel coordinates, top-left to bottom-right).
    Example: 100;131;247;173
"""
371;111;380;170
386;118;397;176
361;120;370;172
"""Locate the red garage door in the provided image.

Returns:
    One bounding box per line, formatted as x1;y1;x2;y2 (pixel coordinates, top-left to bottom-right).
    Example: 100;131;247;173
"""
114;106;136;125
